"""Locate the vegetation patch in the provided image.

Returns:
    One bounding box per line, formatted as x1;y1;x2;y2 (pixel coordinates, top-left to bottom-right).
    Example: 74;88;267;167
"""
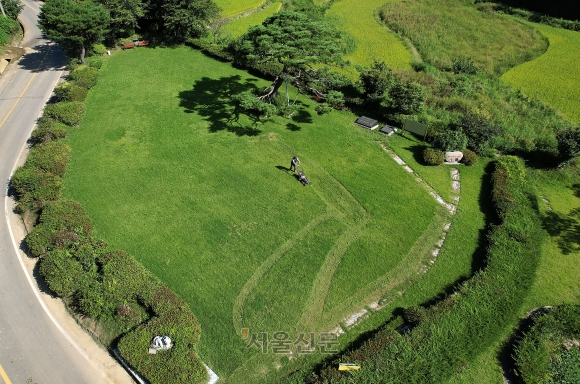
222;2;282;37
514;305;580;383
502;23;580;123
326;0;412;72
215;0;266;17
379;0;547;74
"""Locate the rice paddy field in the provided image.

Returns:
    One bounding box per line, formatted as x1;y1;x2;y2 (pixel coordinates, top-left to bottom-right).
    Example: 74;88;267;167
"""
326;0;413;73
222;2;282;37
62;47;473;382
214;0;265;17
502;23;580;123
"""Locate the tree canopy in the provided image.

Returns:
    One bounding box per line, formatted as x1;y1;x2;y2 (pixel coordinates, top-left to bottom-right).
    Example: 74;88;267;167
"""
235;10;346;114
38;0;110;63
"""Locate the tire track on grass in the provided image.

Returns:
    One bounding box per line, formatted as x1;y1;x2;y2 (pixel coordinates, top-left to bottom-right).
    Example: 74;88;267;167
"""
232;211;333;333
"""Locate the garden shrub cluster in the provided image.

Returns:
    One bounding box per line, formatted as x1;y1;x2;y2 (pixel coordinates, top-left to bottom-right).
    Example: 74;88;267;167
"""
289;156;544;383
422;147;444;165
12;54;207;384
513;305;580;383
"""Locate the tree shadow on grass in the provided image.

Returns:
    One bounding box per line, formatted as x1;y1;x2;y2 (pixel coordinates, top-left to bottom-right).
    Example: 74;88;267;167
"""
404;144;428;165
542;208;580;255
178;75;265;136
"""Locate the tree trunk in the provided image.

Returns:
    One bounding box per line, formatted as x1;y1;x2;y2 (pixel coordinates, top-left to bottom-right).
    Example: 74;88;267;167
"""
80;44;86;64
270;75;284;100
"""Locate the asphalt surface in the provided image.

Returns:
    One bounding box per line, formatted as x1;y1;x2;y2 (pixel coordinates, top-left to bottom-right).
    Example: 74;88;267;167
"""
0;2;108;383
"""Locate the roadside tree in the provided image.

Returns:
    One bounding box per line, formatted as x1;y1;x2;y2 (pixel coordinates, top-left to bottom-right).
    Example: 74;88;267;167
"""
38;0;110;63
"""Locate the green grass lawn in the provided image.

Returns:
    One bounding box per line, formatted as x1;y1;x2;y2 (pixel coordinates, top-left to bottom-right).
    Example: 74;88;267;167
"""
326;0;413;75
214;0;266;18
64;47;445;381
222;2;282;37
502;23;580;123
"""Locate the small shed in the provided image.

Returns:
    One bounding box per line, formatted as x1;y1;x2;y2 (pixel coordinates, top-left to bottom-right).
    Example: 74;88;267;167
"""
355;116;379;130
445;151;463;163
379;124;397;136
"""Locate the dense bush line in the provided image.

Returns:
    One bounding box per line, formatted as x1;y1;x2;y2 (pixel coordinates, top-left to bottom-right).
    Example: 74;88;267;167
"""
286;156;544;383
0;14;20;46
514;305;580;383
11;56;207;384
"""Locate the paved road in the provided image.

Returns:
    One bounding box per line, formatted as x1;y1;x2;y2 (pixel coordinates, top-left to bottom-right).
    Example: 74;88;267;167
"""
0;2;108;383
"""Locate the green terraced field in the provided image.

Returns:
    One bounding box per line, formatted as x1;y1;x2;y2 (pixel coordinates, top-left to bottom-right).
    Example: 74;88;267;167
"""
215;0;266;17
502;23;580;123
326;0;413;72
222;2;282;37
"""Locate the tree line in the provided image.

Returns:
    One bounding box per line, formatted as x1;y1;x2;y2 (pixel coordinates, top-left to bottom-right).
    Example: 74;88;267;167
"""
38;0;221;62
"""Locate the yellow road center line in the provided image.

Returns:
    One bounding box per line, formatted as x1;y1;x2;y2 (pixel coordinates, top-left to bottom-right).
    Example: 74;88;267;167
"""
0;72;37;129
0;364;12;384
23;1;39;13
0;42;54;130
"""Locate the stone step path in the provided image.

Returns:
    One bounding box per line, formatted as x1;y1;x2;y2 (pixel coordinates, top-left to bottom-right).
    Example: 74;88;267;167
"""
327;146;462;334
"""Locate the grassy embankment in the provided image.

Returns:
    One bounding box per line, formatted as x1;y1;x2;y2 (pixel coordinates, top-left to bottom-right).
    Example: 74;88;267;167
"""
63;47;455;381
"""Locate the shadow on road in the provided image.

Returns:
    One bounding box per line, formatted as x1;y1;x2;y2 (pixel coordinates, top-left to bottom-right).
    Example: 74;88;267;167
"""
18;43;67;73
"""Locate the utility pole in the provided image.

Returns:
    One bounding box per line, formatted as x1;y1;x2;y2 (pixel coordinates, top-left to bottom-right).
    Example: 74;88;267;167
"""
0;0;6;18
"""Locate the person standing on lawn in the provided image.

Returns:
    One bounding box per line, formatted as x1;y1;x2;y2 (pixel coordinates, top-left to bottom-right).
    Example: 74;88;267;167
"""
290;156;300;172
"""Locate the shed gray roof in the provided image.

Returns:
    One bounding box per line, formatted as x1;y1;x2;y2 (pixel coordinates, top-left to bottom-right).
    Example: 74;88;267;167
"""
379;124;396;135
355;116;379;130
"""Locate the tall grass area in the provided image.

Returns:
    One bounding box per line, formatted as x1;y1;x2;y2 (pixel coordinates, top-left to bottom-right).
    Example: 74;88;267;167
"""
0;16;19;46
64;47;442;381
502;23;580;123
222;2;282;37
214;0;266;17
326;0;412;74
379;0;547;74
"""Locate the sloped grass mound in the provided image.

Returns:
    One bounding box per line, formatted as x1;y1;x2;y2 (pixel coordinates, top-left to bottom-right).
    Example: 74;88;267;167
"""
502;23;580;123
290;156;545;383
514;305;580;383
379;0;547;74
64;47;440;379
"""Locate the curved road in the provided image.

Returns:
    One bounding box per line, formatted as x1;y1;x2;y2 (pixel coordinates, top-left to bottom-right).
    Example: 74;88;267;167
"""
0;2;108;383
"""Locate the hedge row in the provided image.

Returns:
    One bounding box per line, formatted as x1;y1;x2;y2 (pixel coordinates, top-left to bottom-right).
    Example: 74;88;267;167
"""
29;202;206;383
514;305;580;383
13;55;207;384
292;156;544;383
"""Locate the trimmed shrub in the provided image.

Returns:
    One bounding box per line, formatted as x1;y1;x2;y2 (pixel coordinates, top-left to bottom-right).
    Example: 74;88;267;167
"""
31;122;67;144
92;43;107;55
26;199;93;257
462;149;478;166
11;167;63;213
54;82;88;102
28;141;71;177
69;65;99;89
87;57;103;69
118;285;206;384
40;249;84;297
44;101;85;126
423;147;444;165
